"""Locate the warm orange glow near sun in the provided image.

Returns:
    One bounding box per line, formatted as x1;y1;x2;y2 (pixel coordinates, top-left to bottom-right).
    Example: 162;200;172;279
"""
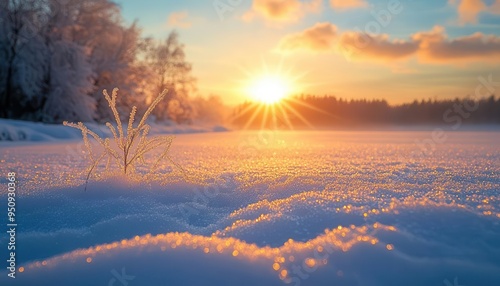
231;59;337;130
248;74;291;104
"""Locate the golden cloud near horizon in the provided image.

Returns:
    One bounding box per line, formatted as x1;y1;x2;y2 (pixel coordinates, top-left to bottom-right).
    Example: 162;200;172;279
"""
277;23;500;65
242;0;322;24
329;0;368;10
167;11;192;29
449;0;500;24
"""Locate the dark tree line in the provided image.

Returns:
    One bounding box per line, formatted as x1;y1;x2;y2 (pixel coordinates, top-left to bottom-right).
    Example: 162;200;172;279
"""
231;95;500;128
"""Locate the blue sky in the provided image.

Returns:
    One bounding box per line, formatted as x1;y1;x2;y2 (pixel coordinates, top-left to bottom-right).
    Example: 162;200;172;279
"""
115;0;500;105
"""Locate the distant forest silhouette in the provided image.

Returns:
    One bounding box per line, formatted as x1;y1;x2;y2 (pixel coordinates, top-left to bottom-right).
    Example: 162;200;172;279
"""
231;95;500;128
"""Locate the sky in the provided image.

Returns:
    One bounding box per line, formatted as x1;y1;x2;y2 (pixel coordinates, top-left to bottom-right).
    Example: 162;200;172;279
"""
115;0;500;105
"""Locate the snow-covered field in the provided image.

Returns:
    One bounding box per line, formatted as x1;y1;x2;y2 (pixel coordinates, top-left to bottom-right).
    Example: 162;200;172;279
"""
1;127;499;285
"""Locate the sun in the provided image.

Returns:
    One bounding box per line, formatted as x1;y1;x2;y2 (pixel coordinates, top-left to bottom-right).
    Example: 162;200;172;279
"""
233;60;334;130
248;75;290;104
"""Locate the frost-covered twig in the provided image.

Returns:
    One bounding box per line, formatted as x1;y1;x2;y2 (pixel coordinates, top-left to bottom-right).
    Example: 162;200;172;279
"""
64;88;179;190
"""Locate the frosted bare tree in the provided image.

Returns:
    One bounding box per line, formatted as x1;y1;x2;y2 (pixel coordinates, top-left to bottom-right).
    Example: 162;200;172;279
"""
141;31;196;123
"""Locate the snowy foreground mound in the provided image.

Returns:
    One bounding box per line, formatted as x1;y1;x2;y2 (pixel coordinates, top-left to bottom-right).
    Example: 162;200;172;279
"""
0;131;499;285
0;119;228;142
